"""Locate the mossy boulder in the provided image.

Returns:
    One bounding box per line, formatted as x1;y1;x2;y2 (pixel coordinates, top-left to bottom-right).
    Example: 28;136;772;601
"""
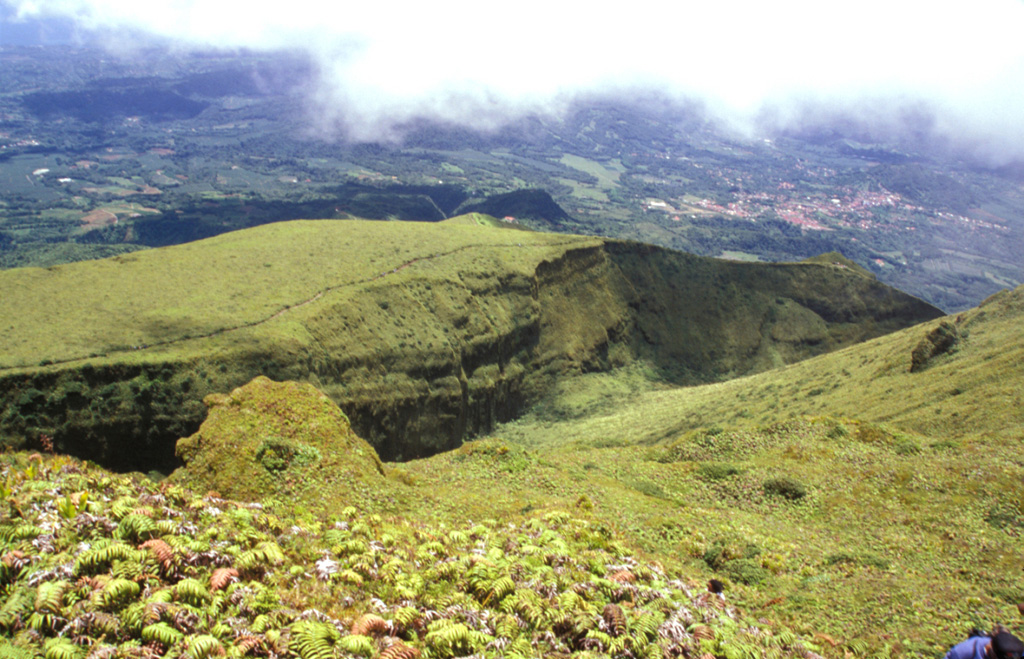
170;376;384;509
910;320;961;372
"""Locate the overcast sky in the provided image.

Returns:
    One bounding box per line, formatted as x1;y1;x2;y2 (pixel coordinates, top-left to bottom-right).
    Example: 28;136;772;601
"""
4;0;1024;161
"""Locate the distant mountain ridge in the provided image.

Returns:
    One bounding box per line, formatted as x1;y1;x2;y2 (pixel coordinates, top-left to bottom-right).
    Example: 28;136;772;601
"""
457;189;574;226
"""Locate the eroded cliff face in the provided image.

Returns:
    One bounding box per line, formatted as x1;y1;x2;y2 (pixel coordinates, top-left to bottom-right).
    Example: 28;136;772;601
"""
0;240;942;471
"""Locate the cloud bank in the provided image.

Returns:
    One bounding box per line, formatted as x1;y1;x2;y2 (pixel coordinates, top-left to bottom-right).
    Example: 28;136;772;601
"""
5;0;1024;161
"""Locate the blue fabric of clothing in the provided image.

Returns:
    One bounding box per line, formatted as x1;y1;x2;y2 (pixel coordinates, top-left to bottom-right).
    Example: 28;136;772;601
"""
945;637;989;659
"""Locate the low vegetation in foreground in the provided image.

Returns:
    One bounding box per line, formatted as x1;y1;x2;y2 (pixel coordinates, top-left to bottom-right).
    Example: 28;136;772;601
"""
0;451;824;659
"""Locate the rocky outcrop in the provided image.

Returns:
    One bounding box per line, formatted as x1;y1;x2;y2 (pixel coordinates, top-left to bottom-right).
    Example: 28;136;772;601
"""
169;376;385;509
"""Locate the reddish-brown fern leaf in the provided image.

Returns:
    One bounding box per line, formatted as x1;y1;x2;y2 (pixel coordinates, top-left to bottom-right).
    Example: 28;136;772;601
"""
602;603;626;637
139;538;176;574
143;601;170;625
691;624;714;641
210;568;240;592
234;634;264;654
380;642;420;659
609;570;635;584
2;550;28;569
351;613;390;637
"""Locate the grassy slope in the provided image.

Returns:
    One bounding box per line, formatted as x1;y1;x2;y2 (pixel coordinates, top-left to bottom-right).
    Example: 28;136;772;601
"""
511;285;1021;445
0;216;935;374
411;284;1022;656
0;286;1018;657
0;215;586;370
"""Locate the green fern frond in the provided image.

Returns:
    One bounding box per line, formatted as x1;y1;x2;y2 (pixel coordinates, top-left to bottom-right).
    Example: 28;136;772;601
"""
236;541;285;573
119;602;148;634
492;576;516;599
639;638;663;659
338;634;375;657
332;539;368;557
117;514;158;543
173;578;212;606
290;621;340;659
584;629;613;652
424;561;460;582
0;641;36;659
27;611;58;633
34;581;67;614
142;621;186;646
378;558;404;584
155;520;178;535
97;577;140;610
0;586;36;631
208;593;228;618
43;638;82;659
415;541;446;560
108;499;138;520
185;634;225;659
555;590;591;614
73;541;135;576
392;606;421;631
4;524;42;541
349;522;371;537
250;614;274;633
633;611;665;641
85;611;122;636
395;573;425;599
425;620;489;659
147;588;175;604
501;590;547;627
209;622;234;639
337;569;363;586
111;555;153;581
491;613;520;639
322;529;348;547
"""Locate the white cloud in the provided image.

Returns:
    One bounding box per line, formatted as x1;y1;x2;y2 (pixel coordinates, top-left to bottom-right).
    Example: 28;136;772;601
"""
6;0;1024;160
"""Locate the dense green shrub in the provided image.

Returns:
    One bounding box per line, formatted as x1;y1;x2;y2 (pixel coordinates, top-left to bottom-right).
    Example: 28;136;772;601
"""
763;476;807;501
826;551;890;570
256;437;321;473
894;437;922;455
985;504;1024;531
703;538;761;571
697;462;743;481
630;480;670;500
723;558;769;585
826;423;849;440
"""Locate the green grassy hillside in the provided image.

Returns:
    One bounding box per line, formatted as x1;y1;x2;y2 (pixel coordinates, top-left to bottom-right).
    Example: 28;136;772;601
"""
455;283;1024;656
0;216;939;471
0;285;1019;657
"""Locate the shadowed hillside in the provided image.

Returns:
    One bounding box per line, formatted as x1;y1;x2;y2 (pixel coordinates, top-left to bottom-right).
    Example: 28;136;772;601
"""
0;216;940;471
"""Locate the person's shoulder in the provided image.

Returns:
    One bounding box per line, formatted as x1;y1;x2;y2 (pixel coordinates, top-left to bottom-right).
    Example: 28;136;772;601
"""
945;635;988;659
